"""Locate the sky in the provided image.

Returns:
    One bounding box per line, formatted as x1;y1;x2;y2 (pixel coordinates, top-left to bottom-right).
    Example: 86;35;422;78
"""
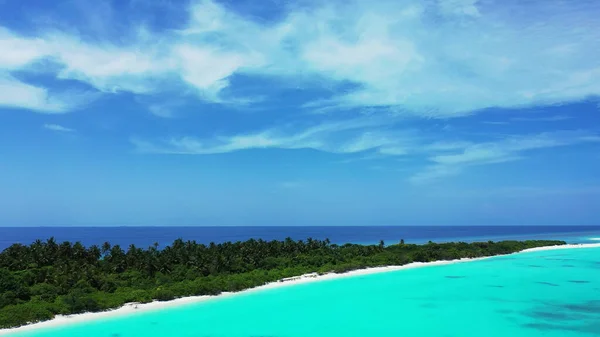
0;0;599;227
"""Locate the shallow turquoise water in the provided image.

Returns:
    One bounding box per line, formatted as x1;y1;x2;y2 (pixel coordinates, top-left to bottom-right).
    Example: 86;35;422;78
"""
14;248;600;337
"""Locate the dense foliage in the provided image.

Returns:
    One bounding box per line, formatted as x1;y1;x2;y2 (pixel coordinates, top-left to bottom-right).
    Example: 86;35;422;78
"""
0;238;564;328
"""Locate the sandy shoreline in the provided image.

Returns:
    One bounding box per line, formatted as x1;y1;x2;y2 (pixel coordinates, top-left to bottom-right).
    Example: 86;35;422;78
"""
2;242;599;335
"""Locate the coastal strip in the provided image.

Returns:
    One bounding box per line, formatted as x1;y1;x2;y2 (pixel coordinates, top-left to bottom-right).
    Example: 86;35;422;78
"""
1;242;599;336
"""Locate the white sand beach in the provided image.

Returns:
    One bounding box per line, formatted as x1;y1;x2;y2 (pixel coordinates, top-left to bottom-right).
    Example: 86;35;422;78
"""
1;242;599;336
521;242;600;252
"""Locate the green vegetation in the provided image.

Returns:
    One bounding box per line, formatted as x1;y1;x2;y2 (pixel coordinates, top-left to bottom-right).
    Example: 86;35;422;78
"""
0;238;564;328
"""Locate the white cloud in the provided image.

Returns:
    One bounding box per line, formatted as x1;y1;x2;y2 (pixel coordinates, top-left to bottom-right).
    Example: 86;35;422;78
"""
1;0;599;115
173;44;247;101
410;130;600;183
43;124;74;132
511;115;572;122
133;111;600;186
0;28;49;69
410;165;462;184
295;0;600;115
0;19;253;110
50;34;168;94
132;117;416;155
147;104;174;118
0;75;91;113
425;141;474;152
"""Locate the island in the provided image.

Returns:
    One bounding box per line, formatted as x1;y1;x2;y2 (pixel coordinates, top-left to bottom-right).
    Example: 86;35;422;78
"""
0;238;565;329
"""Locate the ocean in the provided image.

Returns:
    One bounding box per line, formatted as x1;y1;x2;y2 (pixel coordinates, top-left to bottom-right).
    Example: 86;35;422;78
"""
8;246;600;337
2;226;600;251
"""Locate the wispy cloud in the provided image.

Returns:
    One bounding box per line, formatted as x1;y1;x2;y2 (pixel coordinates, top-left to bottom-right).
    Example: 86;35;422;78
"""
410;130;600;184
43;124;74;132
334;152;391;164
1;0;599;115
482;115;572;125
424;141;474;152
511;115;572;122
0;75;93;113
147;104;175;118
132;117;417;155
0;18;255;111
134;113;600;186
483;121;509;125
268;0;600;115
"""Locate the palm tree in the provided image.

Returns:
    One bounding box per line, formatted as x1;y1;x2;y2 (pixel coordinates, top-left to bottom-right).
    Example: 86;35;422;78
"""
101;242;111;256
88;245;101;264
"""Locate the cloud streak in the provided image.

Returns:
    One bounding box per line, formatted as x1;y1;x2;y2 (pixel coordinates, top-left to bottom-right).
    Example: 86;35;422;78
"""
43;124;74;132
410;130;600;183
132;117;416;155
511;115;573;122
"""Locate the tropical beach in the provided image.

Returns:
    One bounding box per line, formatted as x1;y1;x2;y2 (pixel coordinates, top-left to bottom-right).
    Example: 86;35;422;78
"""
2;242;599;337
2;0;599;336
0;238;565;328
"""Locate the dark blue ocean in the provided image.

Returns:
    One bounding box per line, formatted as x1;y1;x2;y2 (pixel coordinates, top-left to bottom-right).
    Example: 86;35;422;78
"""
2;226;600;252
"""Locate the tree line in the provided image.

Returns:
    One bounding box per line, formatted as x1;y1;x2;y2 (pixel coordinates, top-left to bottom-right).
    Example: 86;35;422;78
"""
0;237;564;328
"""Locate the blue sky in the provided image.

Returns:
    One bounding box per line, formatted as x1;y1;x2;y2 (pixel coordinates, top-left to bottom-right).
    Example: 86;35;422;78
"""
1;0;599;226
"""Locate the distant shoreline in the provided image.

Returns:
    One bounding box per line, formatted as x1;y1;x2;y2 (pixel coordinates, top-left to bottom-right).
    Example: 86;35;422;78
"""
2;242;599;336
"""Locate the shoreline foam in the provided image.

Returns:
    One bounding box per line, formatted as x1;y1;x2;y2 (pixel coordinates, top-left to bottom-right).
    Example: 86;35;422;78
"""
2;242;599;336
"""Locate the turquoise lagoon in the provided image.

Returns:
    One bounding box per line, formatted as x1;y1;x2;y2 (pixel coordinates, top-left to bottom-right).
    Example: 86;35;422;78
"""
12;247;600;337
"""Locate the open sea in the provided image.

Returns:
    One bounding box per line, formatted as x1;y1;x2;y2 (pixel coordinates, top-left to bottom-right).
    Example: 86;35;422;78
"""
7;246;600;337
2;225;600;251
